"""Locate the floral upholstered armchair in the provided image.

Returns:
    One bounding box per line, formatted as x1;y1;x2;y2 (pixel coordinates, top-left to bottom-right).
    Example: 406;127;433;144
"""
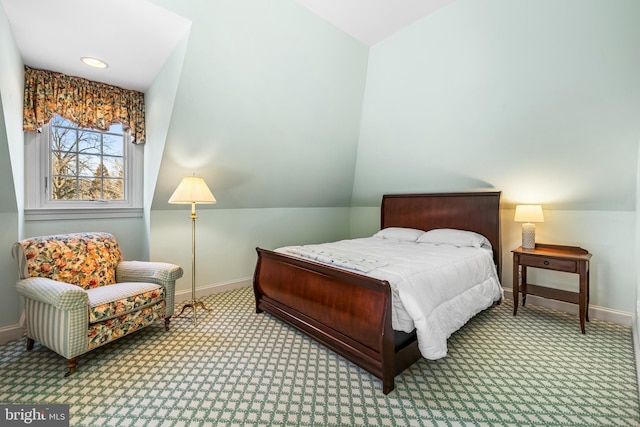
12;232;183;376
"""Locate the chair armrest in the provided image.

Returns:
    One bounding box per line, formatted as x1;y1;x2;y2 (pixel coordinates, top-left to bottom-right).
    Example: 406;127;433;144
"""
16;277;89;310
116;261;184;286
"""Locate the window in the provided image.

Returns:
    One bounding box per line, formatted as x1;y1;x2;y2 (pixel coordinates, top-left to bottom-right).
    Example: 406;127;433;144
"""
25;115;143;220
49;115;125;201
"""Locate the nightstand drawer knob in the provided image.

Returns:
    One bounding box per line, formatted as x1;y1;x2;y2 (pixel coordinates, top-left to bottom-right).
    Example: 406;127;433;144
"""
544;260;550;265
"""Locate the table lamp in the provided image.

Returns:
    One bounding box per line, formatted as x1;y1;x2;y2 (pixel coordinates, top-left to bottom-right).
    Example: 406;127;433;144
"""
514;204;544;249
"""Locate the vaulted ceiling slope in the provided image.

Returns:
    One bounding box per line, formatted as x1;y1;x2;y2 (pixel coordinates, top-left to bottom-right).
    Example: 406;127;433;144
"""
0;94;17;213
0;2;21;215
151;0;640;211
352;0;640;210
2;0;639;212
149;0;369;209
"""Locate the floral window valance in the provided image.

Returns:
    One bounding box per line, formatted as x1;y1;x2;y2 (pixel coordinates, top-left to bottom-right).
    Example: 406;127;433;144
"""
23;66;146;144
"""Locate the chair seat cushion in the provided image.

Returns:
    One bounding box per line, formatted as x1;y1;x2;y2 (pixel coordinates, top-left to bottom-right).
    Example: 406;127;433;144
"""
88;301;166;350
87;282;166;323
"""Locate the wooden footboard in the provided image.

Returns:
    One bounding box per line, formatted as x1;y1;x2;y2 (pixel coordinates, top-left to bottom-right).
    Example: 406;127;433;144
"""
253;247;400;393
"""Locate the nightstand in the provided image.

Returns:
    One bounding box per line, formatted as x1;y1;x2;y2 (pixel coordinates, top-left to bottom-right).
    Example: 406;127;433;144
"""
512;243;592;333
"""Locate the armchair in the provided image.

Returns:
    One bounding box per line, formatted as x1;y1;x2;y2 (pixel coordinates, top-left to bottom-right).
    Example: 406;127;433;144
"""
12;232;183;376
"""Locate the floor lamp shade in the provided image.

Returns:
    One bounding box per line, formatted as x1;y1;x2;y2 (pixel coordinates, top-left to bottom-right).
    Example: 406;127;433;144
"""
168;176;216;326
514;205;544;249
168;176;217;205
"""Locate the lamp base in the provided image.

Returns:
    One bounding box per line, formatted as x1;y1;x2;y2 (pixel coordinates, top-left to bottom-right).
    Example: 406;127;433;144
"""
522;223;536;249
177;299;210;327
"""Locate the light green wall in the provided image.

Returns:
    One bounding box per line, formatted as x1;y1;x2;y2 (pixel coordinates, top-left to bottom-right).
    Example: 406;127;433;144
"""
151;207;350;294
0;104;20;329
0;4;21;330
0;3;22;219
149;0;368;210
636;140;640;356
146;0;369;293
353;0;640;210
351;0;640;312
505;209;635;312
0;212;19;329
144;28;191;259
0;96;17;216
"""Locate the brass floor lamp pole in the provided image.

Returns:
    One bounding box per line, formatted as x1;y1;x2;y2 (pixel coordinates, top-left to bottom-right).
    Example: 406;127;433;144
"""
169;175;217;327
176;203;209;326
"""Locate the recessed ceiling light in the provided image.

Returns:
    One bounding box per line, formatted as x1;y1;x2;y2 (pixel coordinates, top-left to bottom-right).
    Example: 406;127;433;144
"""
80;57;108;69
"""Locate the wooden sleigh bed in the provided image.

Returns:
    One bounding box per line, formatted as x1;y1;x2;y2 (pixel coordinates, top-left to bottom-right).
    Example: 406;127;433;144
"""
252;192;502;394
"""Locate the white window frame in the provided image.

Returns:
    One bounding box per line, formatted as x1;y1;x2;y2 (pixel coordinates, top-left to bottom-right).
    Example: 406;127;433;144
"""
24;120;143;221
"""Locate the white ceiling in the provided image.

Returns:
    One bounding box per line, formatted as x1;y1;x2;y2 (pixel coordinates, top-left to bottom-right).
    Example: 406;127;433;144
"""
295;0;454;46
1;0;451;92
0;0;191;92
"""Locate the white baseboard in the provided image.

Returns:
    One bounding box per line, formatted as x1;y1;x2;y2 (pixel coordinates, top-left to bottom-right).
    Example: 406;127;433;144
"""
175;277;252;303
502;287;633;327
0;323;24;346
633;317;640;398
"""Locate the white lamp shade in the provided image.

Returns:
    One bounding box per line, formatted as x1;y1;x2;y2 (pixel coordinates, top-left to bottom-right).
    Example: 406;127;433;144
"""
514;205;544;223
168;176;216;204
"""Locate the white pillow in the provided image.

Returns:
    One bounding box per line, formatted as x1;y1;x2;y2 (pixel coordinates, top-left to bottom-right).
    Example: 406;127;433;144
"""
417;228;491;249
373;227;425;242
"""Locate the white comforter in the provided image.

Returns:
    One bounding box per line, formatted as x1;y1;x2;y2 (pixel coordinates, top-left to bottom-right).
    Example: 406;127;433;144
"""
276;237;503;360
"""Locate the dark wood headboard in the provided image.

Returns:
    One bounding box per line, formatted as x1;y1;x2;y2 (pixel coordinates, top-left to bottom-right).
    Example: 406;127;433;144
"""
381;192;502;280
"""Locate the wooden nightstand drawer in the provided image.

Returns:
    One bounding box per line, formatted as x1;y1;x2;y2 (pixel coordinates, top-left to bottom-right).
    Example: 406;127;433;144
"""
519;253;577;273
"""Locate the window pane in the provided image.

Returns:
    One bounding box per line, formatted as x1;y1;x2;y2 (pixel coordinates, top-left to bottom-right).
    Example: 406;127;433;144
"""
51;152;77;176
109;122;123;133
103;134;123;156
77;130;101;155
78;178;101;200
78;154;101;177
53;127;78;152
103;178;124;200
51;176;77;200
103;156;124;178
53;115;78;128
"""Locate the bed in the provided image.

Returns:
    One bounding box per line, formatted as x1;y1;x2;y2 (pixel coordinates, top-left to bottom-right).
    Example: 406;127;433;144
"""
252;192;502;394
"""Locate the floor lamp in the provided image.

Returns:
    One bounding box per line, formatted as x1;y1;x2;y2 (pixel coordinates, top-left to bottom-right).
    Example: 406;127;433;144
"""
169;176;216;326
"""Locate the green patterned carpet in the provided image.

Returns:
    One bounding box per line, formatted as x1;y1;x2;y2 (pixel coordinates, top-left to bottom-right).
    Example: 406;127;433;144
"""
0;286;638;426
